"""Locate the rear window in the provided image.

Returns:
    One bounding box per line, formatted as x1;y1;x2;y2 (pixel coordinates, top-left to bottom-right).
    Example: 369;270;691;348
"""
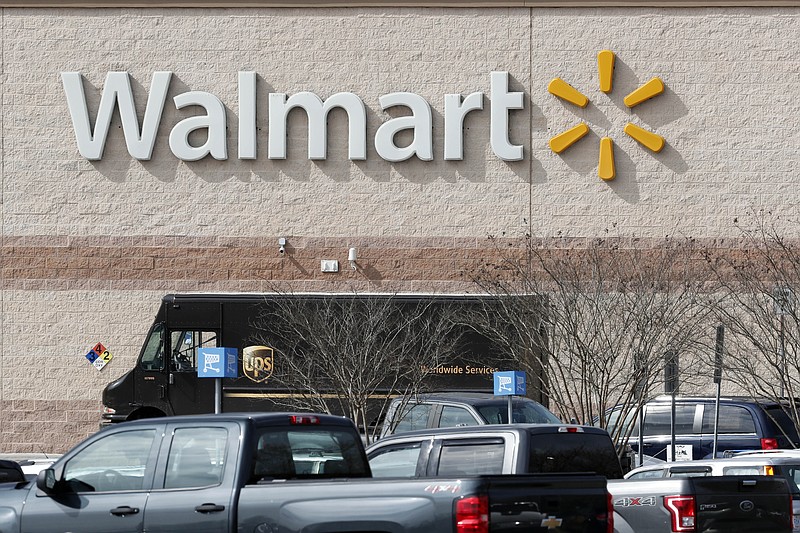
762;406;800;441
722;466;762;476
477;401;561;425
527;432;623;479
776;465;800;495
249;426;370;483
437;439;506;476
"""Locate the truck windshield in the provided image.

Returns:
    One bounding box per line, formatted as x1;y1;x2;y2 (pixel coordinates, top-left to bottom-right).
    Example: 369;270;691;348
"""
139;323;165;371
249;426;370;483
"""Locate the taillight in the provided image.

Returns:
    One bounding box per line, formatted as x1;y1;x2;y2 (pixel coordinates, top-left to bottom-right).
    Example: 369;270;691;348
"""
455;495;489;533
664;495;696;532
606;491;614;533
289;415;320;425
761;438;779;450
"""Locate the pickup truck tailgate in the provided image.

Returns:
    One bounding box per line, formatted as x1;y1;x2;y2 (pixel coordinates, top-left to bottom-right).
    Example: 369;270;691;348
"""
486;473;610;533
692;475;791;532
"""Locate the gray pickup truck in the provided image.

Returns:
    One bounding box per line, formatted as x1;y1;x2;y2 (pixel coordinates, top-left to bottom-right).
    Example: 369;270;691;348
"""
367;424;793;532
0;412;612;533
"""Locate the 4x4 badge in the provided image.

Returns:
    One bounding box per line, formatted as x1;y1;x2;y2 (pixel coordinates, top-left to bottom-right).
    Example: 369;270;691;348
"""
548;50;665;181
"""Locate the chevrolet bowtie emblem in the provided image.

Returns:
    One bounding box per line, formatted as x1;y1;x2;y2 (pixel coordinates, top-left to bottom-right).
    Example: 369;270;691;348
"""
541;515;564;529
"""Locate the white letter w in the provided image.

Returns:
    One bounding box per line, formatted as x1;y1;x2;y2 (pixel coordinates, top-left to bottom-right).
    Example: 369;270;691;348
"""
61;71;172;160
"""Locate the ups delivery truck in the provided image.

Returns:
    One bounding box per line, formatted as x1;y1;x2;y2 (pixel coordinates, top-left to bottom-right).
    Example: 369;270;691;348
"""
101;293;534;426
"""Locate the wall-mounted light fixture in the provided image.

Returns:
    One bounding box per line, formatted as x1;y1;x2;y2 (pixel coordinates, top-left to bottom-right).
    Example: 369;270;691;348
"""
348;247;358;270
278;237;287;256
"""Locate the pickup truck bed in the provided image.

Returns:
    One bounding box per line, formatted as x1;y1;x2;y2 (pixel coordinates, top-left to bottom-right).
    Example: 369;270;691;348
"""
238;473;611;533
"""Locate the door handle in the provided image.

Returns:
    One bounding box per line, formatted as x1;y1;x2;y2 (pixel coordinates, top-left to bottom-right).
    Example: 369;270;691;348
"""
110;506;140;516
195;503;225;513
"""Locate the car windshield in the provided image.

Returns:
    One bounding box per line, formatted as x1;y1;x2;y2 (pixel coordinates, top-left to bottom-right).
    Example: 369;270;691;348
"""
477;401;561;424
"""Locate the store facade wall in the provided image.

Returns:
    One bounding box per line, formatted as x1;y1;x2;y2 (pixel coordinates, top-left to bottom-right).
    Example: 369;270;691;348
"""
1;4;798;451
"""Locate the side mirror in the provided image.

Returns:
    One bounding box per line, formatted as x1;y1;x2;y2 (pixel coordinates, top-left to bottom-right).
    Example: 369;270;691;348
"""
36;468;57;494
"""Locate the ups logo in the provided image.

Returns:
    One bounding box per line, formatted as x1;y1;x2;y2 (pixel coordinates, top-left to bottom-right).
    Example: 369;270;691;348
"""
243;345;274;383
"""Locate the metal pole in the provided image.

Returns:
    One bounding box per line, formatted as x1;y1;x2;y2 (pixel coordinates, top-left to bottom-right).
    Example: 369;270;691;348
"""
713;380;721;458
670;391;676;462
508;395;513;424
215;378;222;414
713;324;724;458
637;407;644;467
780;313;786;398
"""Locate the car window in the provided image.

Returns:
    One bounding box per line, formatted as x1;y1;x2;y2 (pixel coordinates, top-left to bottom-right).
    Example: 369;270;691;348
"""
170;330;218;372
722;466;762;476
139;322;165;371
628;468;665;479
641;405;697;436
62;429;156;492
391;403;433;434
437;440;505;476
604;406;639;437
701;406;756;434
763;406;800;441
369;442;423;477
779;466;800;494
164;427;227;489
439;406;479;428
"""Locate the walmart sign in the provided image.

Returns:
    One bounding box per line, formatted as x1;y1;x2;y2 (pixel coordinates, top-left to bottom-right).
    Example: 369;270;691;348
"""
61;71;524;163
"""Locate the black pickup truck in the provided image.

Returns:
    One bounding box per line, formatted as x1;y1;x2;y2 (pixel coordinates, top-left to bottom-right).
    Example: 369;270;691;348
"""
0;413;612;533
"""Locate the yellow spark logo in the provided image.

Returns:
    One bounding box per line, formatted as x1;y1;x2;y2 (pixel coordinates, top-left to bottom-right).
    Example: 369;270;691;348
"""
548;50;665;181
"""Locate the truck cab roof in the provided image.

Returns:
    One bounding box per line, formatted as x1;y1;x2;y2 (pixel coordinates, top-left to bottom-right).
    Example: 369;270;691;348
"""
110;412;356;429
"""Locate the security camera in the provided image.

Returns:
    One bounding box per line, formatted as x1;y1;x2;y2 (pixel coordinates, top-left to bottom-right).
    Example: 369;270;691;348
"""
278;237;287;256
279;245;285;255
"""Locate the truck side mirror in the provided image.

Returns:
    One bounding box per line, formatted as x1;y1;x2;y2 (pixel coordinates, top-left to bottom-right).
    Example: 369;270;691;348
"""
36;468;57;494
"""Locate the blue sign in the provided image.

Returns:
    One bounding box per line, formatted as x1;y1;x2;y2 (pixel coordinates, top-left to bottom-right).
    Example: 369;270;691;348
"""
198;347;239;379
494;371;526;396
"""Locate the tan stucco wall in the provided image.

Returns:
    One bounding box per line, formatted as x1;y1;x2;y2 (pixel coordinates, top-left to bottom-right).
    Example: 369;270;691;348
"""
1;5;798;451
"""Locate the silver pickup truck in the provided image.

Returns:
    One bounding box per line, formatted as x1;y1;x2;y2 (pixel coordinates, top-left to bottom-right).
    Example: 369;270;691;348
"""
0;413;612;533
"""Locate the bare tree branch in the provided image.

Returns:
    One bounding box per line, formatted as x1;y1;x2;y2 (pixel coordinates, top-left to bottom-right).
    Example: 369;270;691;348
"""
470;233;714;452
247;290;467;443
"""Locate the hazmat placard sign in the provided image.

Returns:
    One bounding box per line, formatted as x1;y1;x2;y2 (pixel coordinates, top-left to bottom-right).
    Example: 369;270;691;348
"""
85;342;113;371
